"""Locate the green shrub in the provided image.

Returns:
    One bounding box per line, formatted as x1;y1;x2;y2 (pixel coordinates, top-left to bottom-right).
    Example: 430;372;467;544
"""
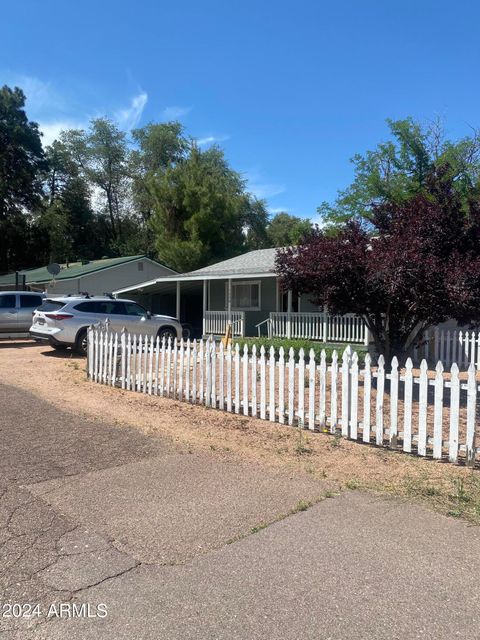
232;337;368;362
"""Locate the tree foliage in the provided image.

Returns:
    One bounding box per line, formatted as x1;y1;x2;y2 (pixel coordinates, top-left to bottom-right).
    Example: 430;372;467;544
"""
0;86;45;271
149;144;270;271
277;166;480;360
319;117;480;228
266;212;312;247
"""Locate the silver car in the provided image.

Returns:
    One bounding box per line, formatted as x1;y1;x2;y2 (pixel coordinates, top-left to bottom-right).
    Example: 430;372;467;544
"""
0;291;45;334
30;295;183;355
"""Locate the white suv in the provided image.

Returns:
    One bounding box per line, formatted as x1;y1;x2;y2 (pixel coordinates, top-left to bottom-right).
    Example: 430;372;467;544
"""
30;296;183;355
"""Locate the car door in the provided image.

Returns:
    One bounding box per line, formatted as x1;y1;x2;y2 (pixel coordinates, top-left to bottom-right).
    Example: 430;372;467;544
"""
123;301;151;336
0;294;18;332
18;294;44;331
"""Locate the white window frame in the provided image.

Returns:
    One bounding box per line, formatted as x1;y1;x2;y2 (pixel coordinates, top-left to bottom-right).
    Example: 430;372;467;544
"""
226;280;261;311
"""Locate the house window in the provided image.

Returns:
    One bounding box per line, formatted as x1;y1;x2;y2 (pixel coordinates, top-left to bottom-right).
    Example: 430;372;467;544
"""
228;281;261;310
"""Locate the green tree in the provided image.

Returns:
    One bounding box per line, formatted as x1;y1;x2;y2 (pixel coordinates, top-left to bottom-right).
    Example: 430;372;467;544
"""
266;212;312;247
61;118;130;246
0;86;45;271
319;117;480;228
149;144;269;271
33;141;96;263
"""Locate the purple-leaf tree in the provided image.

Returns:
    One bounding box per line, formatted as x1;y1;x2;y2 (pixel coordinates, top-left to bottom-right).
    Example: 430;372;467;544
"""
276;166;480;360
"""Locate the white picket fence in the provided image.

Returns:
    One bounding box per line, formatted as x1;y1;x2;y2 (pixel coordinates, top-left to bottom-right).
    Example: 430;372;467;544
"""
88;328;480;467
413;327;480;370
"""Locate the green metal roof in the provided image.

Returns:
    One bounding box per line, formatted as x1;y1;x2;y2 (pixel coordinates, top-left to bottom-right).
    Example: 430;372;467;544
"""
0;255;147;286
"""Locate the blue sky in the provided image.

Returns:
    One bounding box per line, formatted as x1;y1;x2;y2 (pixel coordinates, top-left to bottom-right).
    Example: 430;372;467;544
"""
2;0;480;220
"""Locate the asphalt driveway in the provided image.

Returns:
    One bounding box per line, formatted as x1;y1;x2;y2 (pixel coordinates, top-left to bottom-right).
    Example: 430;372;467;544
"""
1;379;480;639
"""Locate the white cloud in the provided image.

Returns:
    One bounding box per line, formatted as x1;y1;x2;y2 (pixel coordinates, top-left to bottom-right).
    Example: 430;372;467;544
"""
38;120;85;146
161;105;192;120
197;134;230;146
248;182;286;199
268;207;290;214
245;168;286;200
115;92;148;131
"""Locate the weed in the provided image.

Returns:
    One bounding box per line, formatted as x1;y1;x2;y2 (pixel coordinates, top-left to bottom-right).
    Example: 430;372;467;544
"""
295;422;313;455
346;478;360;490
293;499;311;512
330;433;342;448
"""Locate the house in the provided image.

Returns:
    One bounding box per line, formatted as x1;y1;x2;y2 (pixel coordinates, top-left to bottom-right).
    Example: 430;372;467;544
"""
113;248;369;344
0;255;177;296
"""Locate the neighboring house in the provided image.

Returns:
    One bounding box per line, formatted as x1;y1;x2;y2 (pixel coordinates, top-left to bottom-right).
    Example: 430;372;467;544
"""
0;256;177;297
113;248;369;343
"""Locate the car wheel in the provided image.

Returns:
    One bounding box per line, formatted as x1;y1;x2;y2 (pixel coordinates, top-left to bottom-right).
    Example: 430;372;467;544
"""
75;329;88;356
157;327;177;345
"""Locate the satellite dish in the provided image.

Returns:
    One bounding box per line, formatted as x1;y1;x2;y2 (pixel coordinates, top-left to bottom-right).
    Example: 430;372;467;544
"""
47;263;61;276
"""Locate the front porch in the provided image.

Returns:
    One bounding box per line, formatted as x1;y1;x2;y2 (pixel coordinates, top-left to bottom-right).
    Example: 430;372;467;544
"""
204;309;369;345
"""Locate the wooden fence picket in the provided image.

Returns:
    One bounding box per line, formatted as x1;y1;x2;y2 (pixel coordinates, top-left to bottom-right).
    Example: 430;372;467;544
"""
389;356;399;447
449;363;460;463
112;332;118;387
308;348;316;431
154;336;160;396
278;347;285;424
260;346;266;420
242;344;249;416
234;343;240;414
298;348;305;427
172;338;178;398
226;343;232;412
210;338;216;408
199;339;205;404
160;337;166;396
166;337;172;397
375;355;385;446
205;338;212;408
350;352;358;440
418;360;428;456
269;346;275;422
341;347;351;437
218;341;225;410
363;353;371;443
177;338;184;400
433;361;444;459
403;358;413;453
121;329;126;390
319;350;326;429
466;362;477;466
288;347;295;426
330;351;338;432
251;345;257;418
143;335;149;394
126;333;132;391
191;339;197;403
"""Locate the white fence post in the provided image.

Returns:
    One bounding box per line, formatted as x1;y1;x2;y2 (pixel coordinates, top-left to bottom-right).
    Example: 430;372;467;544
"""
389;356;398;447
341;346;351;437
269;346;276;422
449;363;460;463
375;355;385;446
403;358;413;453
260;346;266;420
418;360;428;456
466;362;477;466
363;353;371;443
288;347;295;426
350;352;358;440
433;361;444;459
308;348;316;431
319;349;327;430
330;351;338;433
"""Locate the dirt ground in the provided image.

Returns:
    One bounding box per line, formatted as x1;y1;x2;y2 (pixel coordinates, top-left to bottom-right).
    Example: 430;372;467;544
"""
2;339;480;524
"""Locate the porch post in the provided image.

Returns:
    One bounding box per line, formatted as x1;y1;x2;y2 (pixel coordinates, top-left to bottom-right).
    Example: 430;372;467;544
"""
202;279;207;335
227;278;232;322
176;281;181;321
287;290;292;339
